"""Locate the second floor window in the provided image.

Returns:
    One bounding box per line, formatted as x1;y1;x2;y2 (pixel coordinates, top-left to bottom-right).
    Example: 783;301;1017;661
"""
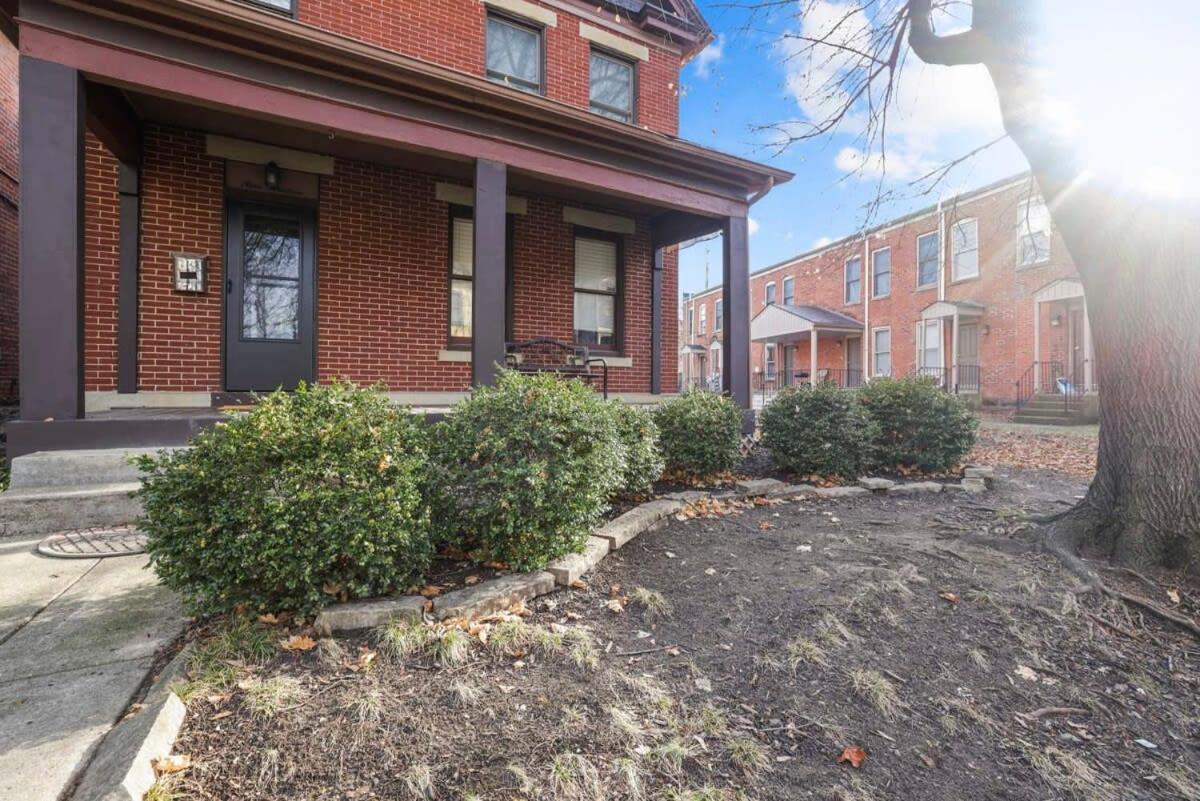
590;50;635;123
765;283;776;305
699;304;707;335
486;14;542;94
917;231;939;288
574;233;620;349
715;299;723;330
845;256;862;304
249;0;293;12
783;276;795;305
1017;197;1052;266
952;219;979;281
872;247;891;298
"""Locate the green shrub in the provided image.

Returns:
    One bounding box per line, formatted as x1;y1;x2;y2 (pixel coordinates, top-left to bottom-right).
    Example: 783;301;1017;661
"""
136;382;433;616
760;384;878;479
654;390;743;478
428;371;623;570
857;376;979;472
608;402;665;499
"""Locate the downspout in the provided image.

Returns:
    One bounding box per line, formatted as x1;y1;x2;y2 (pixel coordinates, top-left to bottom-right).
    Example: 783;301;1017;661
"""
862;233;870;379
937;197;946;302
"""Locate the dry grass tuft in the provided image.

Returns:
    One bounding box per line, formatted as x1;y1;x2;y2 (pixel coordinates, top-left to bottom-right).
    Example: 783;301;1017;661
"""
615;757;645;801
968;648;990;671
849;669;901;720
817;613;859;649
243;676;303;719
378;620;430;660
698;705;728;737
630;587;672;619
428;627;472;667
448;679;481;707
548;752;603;801
650;737;697;776
726;736;769;776
786;637;829;670
1027;746;1118;801
402;763;437;800
346;685;383;724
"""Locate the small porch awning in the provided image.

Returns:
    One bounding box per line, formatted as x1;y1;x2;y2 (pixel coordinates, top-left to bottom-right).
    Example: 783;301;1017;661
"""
921;300;985;321
751;304;863;344
1034;278;1084;304
680;344;707;355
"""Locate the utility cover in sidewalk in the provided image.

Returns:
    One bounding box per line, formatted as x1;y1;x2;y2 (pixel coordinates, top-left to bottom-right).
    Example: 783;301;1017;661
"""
37;526;147;559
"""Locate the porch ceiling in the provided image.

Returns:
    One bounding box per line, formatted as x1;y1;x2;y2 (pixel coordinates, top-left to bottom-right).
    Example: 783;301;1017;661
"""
921;300;985;320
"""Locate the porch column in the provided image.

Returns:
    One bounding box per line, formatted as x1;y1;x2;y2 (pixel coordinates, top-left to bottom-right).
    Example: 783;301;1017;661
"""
19;57;85;421
650;248;664;394
809;330;818;385
721;215;751;411
1033;298;1041;391
117;163;140;394
1082;299;1094;391
472;159;507;387
951;310;960;391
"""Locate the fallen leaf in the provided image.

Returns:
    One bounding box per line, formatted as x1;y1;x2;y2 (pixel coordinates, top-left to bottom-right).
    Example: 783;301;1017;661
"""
418;585;443;598
569;579;588;590
356;649;377;671
837;746;867;768
606;599;625;614
257;613;280;625
1014;665;1038;682
918;752;937;769
695;677;713;692
1167;588;1181;605
758;520;774;531
939;592;961;604
280;635;318;652
608;584;622;597
154;754;192;775
211;710;233;721
464;575;482;586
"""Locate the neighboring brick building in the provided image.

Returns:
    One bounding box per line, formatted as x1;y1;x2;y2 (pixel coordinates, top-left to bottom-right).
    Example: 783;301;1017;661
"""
2;0;788;458
681;175;1095;411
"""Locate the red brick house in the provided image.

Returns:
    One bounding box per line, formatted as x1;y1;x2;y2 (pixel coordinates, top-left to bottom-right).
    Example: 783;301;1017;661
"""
0;0;789;459
680;175;1097;419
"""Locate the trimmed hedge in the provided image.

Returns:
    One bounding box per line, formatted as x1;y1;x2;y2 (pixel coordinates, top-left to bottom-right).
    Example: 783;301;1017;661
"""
136;382;433;616
608;402;665;499
857;376;978;472
428;371;623;570
654;390;743;478
760;384;878;479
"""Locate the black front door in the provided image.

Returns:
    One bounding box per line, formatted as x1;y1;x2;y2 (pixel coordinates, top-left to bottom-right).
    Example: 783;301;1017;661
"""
225;203;315;392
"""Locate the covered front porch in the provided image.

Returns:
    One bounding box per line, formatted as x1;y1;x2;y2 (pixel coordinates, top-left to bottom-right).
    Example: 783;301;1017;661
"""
10;0;788;457
749;304;864;407
918;300;985;396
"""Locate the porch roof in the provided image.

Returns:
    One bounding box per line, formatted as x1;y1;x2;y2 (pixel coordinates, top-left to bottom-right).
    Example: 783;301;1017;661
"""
750;304;863;343
921;300;985;320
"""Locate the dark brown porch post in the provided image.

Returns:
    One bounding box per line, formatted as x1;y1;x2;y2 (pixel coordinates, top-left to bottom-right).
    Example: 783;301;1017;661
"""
722;216;751;414
650;247;664;394
19;57;86;421
472;159;507;386
117;162;140;394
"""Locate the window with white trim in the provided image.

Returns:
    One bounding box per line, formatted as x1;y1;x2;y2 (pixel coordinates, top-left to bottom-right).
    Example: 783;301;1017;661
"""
1017;197;1052;266
871;247;891;298
764;343;777;378
844;256;862;304
917;231;939;289
714;299;723;330
699;303;707;335
782;276;795;305
765;282;776;305
951;219;979;280
574;234;620;349
918;319;942;373
486;14;543;94
872;327;892;377
589;49;635;123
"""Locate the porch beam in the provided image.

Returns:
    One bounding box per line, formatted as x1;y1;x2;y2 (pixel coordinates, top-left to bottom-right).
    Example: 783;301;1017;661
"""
117;162;140;394
84;81;141;166
721;216;751;415
650;211;723;250
19;56;85;421
472;159;508;387
650;248;663;394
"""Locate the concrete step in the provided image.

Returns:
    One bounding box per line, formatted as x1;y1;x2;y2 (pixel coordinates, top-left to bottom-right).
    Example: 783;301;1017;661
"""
0;483;142;539
8;448;174;490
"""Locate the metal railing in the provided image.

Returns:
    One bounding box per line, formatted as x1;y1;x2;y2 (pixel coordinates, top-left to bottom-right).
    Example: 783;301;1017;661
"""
754;368;866;407
912;365;982;394
1014;360;1095;415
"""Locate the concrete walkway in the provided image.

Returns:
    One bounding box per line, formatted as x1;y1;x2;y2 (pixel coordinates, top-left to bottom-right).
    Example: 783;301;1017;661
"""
0;538;183;801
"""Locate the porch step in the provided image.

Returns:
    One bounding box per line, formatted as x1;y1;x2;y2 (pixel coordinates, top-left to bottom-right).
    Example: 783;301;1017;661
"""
0;448;174;539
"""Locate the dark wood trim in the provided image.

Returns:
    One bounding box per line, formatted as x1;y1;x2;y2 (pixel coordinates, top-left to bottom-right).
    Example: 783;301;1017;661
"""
472;159;507;386
650;210;723;250
571;226;624;355
83;81;141;165
117;161;140;394
722;215;750;412
19;56;85;421
650;247;663;394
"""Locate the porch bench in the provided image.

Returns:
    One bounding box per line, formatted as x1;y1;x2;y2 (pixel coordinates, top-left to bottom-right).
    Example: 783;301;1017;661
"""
504;338;609;399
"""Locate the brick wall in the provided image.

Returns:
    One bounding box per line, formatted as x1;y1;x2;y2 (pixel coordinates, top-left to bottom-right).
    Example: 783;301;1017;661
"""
297;0;680;135
82;125;676;396
0;39;18;399
745;179;1080;405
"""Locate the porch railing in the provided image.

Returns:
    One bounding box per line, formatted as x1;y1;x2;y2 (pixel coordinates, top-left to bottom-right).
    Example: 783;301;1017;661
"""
754;368;866;407
912;365;981;395
1014;360;1095;415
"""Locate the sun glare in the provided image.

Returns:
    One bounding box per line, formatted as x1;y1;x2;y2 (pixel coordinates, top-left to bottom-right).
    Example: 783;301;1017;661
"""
1039;1;1200;198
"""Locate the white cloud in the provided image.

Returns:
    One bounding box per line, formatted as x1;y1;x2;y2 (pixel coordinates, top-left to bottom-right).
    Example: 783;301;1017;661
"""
693;35;724;79
813;236;834;249
748;217;761;236
779;1;1005;182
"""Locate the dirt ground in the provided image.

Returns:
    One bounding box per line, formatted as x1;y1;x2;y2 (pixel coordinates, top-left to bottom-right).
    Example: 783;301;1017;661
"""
163;453;1200;801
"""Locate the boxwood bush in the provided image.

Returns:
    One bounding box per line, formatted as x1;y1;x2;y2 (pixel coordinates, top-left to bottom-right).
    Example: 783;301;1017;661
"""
654;390;743;479
857;375;978;472
760;384;878;479
427;371;623;570
135;382;433;616
608;401;665;499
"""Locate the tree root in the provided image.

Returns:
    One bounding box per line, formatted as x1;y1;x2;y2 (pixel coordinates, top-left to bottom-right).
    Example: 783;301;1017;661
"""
1103;588;1200;640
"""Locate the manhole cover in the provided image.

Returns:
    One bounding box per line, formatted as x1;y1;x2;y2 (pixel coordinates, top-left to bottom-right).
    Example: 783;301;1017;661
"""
37;527;147;559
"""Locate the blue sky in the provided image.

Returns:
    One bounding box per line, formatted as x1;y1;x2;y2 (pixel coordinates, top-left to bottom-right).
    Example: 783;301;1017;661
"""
675;1;1030;296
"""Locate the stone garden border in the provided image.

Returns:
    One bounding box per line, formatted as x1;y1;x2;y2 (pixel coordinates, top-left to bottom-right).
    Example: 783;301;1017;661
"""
313;466;995;635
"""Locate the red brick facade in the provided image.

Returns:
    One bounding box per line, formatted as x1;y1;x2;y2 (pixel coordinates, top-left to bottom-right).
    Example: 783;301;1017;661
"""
81;125;678;396
681;177;1083;405
0;40;17;400
297;0;681;136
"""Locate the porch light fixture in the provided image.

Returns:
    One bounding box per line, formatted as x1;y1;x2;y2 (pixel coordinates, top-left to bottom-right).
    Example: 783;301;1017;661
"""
982;324;990;336
1050;314;1063;327
264;161;281;190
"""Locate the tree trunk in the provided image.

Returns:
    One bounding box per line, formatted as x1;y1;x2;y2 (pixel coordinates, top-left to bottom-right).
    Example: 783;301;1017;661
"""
983;58;1200;573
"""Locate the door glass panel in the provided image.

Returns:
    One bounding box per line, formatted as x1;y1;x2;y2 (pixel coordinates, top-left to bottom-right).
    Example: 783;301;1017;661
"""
242;215;301;341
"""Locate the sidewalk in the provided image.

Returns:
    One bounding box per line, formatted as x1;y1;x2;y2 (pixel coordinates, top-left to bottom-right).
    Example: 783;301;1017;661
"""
0;537;183;801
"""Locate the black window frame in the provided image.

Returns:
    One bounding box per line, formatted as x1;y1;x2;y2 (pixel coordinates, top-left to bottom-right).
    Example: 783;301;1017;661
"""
916;230;939;289
844;255;862;305
572;227;624;354
871;246;892;299
588;47;638;124
782;276;795;306
446;205;515;348
485;11;546;96
714;299;723;331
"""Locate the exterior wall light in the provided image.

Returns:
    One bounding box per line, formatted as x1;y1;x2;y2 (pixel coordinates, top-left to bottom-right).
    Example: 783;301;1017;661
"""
264;161;281;190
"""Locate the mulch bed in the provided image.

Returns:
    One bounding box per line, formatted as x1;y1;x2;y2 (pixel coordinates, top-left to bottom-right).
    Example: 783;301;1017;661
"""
167;467;1200;801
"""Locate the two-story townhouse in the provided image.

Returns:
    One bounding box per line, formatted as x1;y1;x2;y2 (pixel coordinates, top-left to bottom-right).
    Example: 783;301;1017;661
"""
0;0;790;459
678;287;723;390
